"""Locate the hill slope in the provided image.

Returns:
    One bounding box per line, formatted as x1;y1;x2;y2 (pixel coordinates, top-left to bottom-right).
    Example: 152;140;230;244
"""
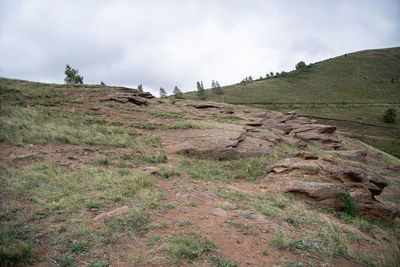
184;47;400;158
1;78;400;266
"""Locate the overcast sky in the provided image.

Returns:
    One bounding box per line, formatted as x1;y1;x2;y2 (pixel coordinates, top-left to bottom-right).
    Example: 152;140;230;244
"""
0;0;399;96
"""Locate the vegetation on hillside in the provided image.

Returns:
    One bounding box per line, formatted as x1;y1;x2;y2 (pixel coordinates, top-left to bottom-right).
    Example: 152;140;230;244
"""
183;47;400;158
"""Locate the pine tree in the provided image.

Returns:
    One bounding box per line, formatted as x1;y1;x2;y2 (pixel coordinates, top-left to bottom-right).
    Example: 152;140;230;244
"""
138;84;143;92
159;87;167;98
196;81;205;100
173;86;183;99
64;64;83;84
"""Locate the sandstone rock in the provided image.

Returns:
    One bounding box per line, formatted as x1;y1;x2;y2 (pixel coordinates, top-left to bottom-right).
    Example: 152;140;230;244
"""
246;128;282;143
266;157;393;219
212;208;228;217
283;181;346;206
335;150;367;160
288;152;318;160
101;90;154;106
93;206;129;221
281;136;308;148
245;121;263;127
159;129;272;159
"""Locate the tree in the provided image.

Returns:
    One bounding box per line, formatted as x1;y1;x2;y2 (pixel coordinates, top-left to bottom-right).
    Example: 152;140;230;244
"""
295;61;306;70
266;74;270;79
269;72;274;77
196;81;205;100
100;81;106;86
138;84;143;92
173;86;183;99
64;64;83;84
159;87;167;98
383;108;397;123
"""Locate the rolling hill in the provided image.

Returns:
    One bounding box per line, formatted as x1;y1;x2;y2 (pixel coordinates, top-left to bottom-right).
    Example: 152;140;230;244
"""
184;47;400;158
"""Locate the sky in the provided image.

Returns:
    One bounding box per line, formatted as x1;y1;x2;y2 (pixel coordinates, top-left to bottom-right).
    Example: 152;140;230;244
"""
0;0;399;96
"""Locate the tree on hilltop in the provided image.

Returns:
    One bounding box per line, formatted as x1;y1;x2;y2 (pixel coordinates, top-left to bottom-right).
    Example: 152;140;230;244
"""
159;87;167;98
173;86;183;99
196;81;205;100
64;64;83;84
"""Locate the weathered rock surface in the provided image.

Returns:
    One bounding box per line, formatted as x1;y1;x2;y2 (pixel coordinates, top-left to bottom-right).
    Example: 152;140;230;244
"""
335;150;368;160
266;157;398;219
246;128;282;143
257;111;342;150
159;129;273;159
101;88;156;107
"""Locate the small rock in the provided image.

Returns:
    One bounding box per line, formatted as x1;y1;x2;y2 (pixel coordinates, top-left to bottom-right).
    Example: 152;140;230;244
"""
212;208;228;217
93;205;129;221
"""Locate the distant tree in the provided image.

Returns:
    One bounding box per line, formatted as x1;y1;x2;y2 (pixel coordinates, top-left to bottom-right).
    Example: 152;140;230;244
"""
196;81;205;99
100;81;106;86
275;72;280;77
211;80;223;94
138;84;143;92
248;76;253;82
266;74;270;79
159;87;167;98
383;108;396;123
269;72;274;77
295;61;306;70
64;64;83;84
173;86;183;99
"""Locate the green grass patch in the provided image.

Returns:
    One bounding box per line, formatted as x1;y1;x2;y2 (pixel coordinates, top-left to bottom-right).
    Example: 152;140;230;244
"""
166;232;217;263
178;156;277;183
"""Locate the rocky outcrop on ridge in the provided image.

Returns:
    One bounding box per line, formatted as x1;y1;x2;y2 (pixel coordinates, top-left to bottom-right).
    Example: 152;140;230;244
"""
101;88;157;107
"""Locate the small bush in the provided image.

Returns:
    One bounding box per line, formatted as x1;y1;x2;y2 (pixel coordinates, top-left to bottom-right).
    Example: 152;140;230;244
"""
295;61;306;70
338;190;357;218
383;108;396;123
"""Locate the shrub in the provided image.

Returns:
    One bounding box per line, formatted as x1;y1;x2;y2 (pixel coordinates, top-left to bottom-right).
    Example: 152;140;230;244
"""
137;84;143;92
383;108;396;123
64;64;83;84
338;190;357;218
295;61;306;70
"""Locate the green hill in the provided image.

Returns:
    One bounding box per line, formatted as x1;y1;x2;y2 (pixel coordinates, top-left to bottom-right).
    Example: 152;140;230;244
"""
184;47;400;158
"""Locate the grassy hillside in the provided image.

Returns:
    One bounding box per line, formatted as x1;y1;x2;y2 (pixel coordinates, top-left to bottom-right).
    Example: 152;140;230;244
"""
184;47;400;157
1;77;400;266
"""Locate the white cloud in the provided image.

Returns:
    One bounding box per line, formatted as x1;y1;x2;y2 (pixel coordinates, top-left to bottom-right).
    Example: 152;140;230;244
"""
0;0;399;96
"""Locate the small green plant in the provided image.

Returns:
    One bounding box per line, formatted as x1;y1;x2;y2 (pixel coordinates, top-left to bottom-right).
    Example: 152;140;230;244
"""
338;190;357;218
173;219;192;226
383;108;396;123
269;230;294;250
166;232;217;262
64;64;83;84
210;257;238;267
137;84;143;92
